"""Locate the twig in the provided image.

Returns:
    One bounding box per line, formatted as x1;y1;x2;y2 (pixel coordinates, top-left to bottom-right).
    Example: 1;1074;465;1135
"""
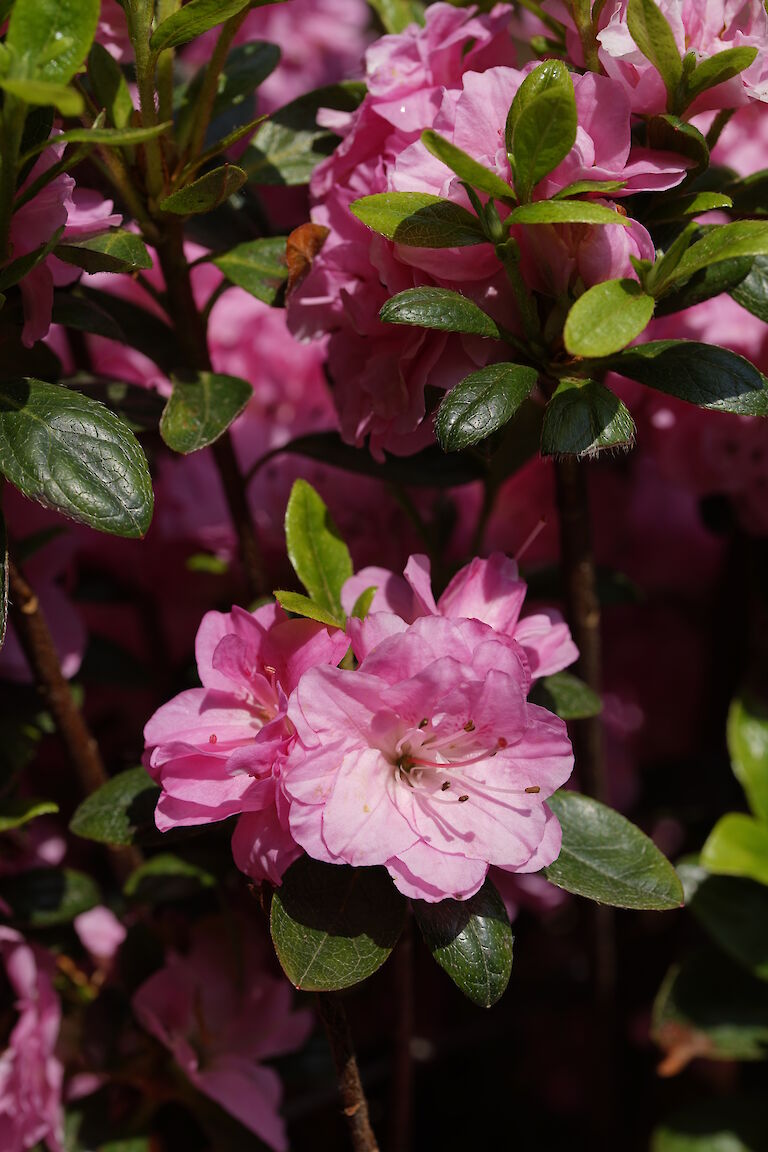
316;992;380;1152
389;921;413;1152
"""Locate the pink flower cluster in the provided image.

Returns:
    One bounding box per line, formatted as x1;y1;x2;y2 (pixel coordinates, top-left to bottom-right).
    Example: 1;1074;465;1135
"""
145;552;576;903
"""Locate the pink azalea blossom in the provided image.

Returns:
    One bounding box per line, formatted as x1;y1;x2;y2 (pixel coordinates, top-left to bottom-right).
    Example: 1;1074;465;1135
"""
0;928;64;1152
341;552;578;679
132;920;312;1152
144;603;349;884
73;906;127;964
285;614;574;902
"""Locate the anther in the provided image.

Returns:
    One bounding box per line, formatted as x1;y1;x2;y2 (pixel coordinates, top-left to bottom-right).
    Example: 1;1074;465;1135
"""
441;781;451;791
525;785;540;794
497;737;508;748
458;794;469;803
419;718;429;728
209;734;218;744
464;720;475;732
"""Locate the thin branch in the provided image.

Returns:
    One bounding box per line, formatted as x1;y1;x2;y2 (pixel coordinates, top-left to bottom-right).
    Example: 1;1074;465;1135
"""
316;992;380;1152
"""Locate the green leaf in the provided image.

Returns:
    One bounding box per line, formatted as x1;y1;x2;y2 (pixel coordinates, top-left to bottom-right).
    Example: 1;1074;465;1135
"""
242;80;366;186
51;293;126;342
0;510;6;651
0;379;154;538
541;378;636;458
179;40;280;134
545;790;684;909
421;129;513;202
7;0;99;84
529;672;602;720
351;192;486;248
284;479;352;622
657;222;768;294
507;200;630;227
678;862;768;982
55;230;154;275
505;59;573;153
212;237;288;305
731;255;768;322
685;46;759;107
564;279;655;358
0;867;99;927
150;0;253;52
657;255;754;317
78;288;183;375
160;371;252;455
553;179;626;199
0;77;83;116
380;286;501;338
646;192;734;224
270;857;407;991
22;123;170;162
610;340;768;416
413;879;514;1008
351;586;377;620
701;814;768;887
648;114;710;171
124;853;216;902
0;796;58;834
367;0;424;33
0;227;64;293
653;1098;768;1152
728;694;768;823
274;590;343;629
69;767;160;847
626;0;682;106
159;165;247;215
63;376;166;433
511;74;577;201
88;41;133;130
436;363;538;452
653;949;768;1065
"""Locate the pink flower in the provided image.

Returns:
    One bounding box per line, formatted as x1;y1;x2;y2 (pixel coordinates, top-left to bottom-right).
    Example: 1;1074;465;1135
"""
0;928;64;1152
73;905;126;964
132;920;312;1152
143;603;348;884
96;0;132;61
342;552;578;679
284;614;573;902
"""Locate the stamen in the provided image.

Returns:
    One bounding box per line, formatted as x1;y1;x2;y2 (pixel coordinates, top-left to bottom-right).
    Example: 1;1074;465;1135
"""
514;517;547;562
208;734;218;744
464;720;475;732
418;718;429;728
441;781;451;791
525;785;540;794
458;794;469;803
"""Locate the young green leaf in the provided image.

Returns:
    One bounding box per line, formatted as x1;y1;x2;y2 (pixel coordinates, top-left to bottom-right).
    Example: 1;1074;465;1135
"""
507;200;630;226
701;814;768;888
564;279;655;358
55;230;154;275
685;46;759;108
731;255;768;322
0;797;59;834
542;378;636;458
413;880;514;1008
648;114;710;170
212;237;288;305
545;790;684;909
274;590;344;629
678;862;768;982
351;191;486;248
285;479;353;622
178;40;280;137
609;340;768;416
655;222;768;296
270;857;407;991
380;286;501;338
436;363;538;452
0;868;100;927
160;372;252;455
529;672;602;720
421;129;514;202
0;77;83;116
21;123;170;162
159;165;247;215
351;586;377;620
728;694;768;823
6;0;99;84
69;767;160;847
657;256;754;317
645;191;734;224
626;0;683;107
553;179;626;199
150;0;253;52
511;80;578;202
367;0;424;33
88;41;133;129
0;379;154;538
505;58;573;152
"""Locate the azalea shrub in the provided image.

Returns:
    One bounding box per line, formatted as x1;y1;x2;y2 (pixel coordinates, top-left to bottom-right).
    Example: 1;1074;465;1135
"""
1;1;768;1150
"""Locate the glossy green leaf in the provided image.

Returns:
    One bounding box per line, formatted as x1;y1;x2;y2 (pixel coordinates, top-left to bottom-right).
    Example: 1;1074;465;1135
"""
62;376;165;433
511;75;577;202
731;254;768;322
160;371;252;455
150;0;253;52
0;796;58;834
648;114;710;171
55;230;153;275
274;590;343;629
610;340;768;416
285;479;353;623
124;853;216;902
0;77;83;116
0;227;64;293
380;286;501;338
541;378;636;458
160;165;247;215
7;0;99;83
242;81;366;186
0;379;154;537
553;179;626;199
413;879;514;1008
702;814;768;887
678;862;768;981
0;867;99;927
0;510;6;651
507;200;630;226
212;237;288;305
23;123;169;162
270;857;407;991
51;293;126;342
351;586;377;620
647;192;734;223
564;279;655;358
686;46;759;107
505;59;573;152
657;255;754;317
78;288;182;374
728;694;768;823
69;767;161;847
421;129;513;202
545;790;684;909
658;222;768;294
653;949;768;1065
88;41;133;129
179;40;280;133
367;0;424;33
529;672;602;720
436;363;538;452
626;0;682;105
652;1098;768;1152
351;192;486;248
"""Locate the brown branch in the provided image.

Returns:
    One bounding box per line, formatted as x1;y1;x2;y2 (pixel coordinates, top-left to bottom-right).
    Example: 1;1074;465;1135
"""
316;992;380;1152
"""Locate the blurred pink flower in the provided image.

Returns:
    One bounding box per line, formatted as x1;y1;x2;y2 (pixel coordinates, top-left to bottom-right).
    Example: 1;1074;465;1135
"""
96;0;132;61
73;906;127;964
